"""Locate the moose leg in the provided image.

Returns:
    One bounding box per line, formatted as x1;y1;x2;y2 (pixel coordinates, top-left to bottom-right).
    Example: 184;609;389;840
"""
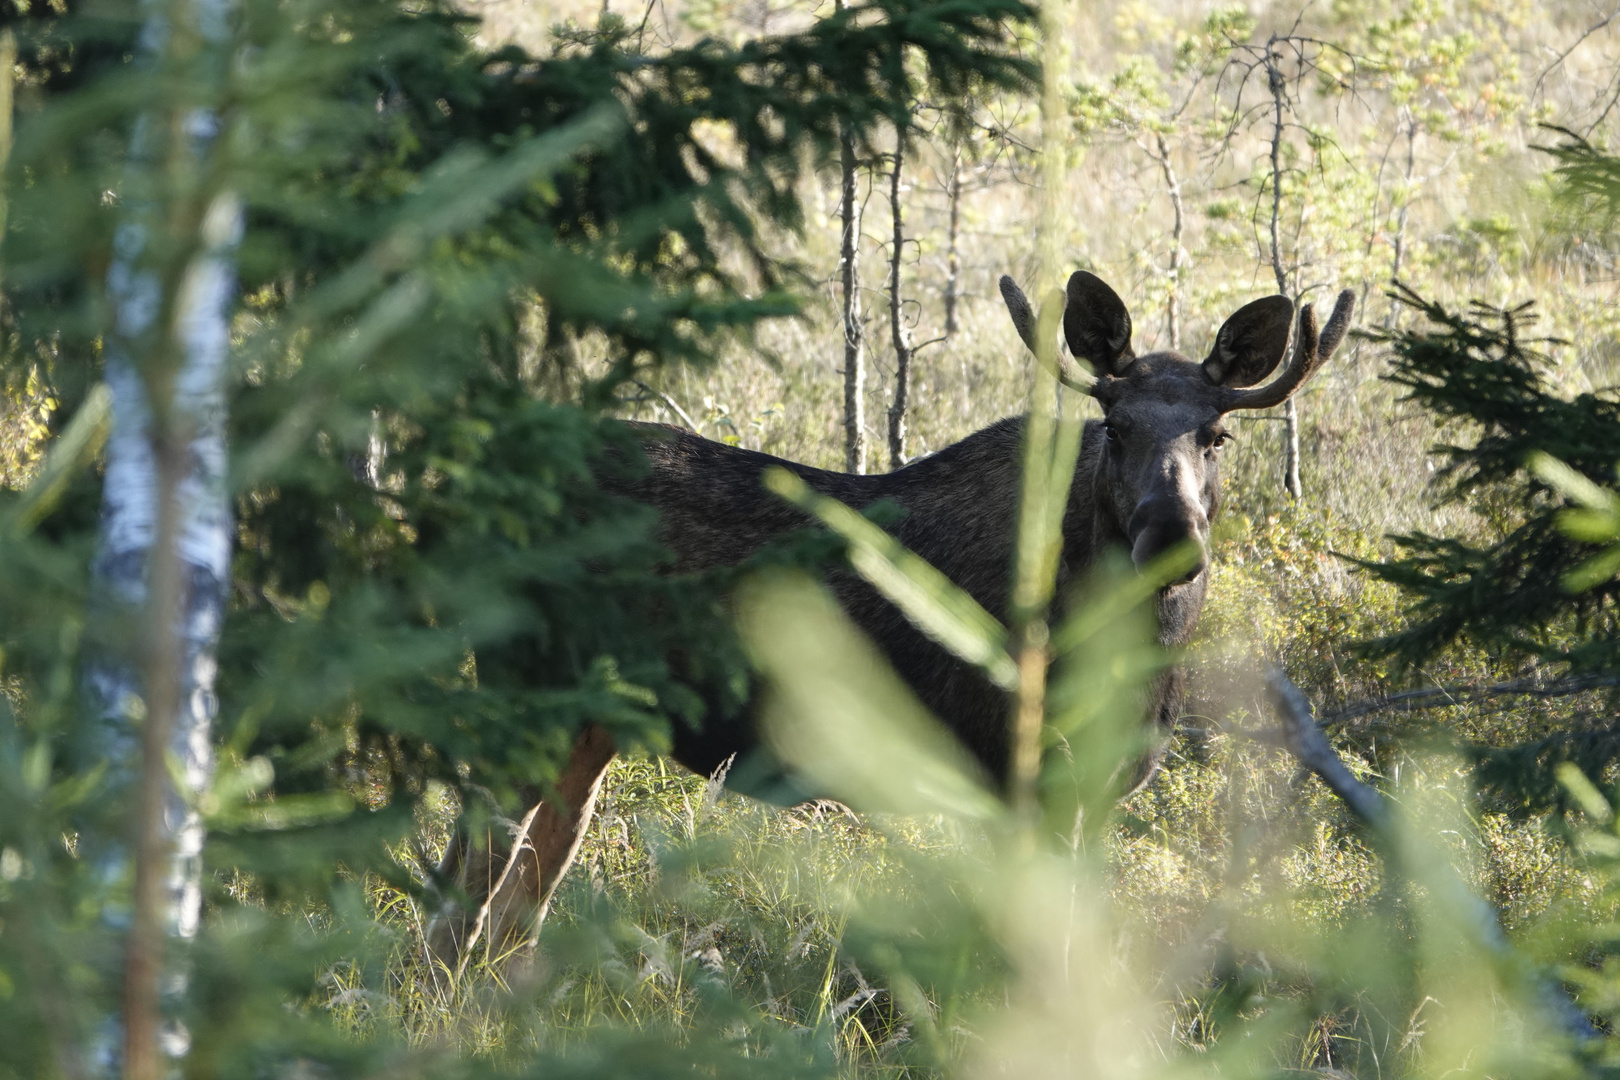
427;724;618;971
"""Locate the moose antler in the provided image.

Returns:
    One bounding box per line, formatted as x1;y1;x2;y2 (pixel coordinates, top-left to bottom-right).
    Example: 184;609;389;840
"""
998;275;1102;396
1219;289;1356;412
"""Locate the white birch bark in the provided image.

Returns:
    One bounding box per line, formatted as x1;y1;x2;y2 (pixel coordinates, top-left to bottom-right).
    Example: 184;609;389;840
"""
833;0;866;475
886;128;914;471
84;1;240;1074
1264;46;1302;501
838;109;866;471
94;186;239;918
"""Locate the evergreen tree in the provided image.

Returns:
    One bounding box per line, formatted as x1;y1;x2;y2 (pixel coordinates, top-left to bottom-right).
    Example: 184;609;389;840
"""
1358;137;1620;808
0;0;1034;1071
1361;285;1620;676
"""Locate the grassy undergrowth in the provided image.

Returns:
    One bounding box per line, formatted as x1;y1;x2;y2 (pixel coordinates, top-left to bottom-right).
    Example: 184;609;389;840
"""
351;740;1605;1073
311;489;1618;1075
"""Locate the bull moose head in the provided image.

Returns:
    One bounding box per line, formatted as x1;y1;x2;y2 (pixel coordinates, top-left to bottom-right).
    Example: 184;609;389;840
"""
1001;271;1356;585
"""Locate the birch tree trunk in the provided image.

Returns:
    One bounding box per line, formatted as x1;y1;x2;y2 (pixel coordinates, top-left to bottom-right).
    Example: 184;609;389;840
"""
943;142;963;338
83;2;240;1076
1264;45;1302;501
886;128;914;471
1385;109;1418;330
838;81;866;474
1151;132;1183;351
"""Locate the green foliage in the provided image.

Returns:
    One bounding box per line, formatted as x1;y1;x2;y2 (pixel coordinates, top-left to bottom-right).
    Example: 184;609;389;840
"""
1360;287;1620;674
1069;56;1169;138
1529;451;1620;592
766;467;1018;692
0;365;53;490
1542;128;1620;229
1174;6;1256;77
1203;505;1403;686
0;0;1038;1073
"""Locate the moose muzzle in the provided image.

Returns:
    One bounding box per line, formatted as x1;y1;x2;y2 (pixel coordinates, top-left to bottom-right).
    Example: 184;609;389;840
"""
1126;491;1209;585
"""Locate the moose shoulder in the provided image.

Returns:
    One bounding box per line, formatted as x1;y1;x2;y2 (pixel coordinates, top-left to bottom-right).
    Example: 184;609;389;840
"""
427;270;1356;966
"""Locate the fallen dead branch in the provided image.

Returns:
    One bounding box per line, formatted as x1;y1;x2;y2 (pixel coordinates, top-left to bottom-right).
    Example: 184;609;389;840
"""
1258;666;1600;1045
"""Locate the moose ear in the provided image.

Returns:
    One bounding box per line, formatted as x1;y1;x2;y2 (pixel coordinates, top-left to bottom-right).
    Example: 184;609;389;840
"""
1063;271;1134;376
1202;295;1295;387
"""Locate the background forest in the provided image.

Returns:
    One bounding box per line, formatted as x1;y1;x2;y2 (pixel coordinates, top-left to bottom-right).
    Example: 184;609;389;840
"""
1;0;1620;1077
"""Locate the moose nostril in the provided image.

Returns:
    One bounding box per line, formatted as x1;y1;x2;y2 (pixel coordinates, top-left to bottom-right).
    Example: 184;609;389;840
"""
1128;497;1206;540
1130;528;1205;568
1178;557;1210;585
1131;533;1208;584
1128;497;1210;582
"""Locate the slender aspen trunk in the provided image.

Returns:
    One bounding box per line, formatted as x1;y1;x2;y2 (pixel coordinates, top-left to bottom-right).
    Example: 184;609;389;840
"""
1386;110;1417;329
1264;45;1302;501
836;38;865;474
83;3;240;1076
1152;131;1183;350
943;143;963;338
886;128;914;471
0;29;14;249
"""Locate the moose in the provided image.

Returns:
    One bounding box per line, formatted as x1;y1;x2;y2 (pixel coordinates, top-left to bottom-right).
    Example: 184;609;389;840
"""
427;270;1356;967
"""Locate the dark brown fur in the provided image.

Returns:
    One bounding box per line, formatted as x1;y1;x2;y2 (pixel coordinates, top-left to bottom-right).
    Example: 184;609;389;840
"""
615;412;1175;786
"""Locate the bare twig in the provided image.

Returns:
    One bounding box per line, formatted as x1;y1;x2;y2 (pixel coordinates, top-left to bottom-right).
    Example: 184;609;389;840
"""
1321;674;1620;727
943;141;963;338
1532;3;1620;105
1265;51;1290;299
124;415;187;1080
1261;41;1303;502
1384;109;1419;331
1148;131;1185;350
453;802;544;980
1585;69;1620;136
632;380;699;432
